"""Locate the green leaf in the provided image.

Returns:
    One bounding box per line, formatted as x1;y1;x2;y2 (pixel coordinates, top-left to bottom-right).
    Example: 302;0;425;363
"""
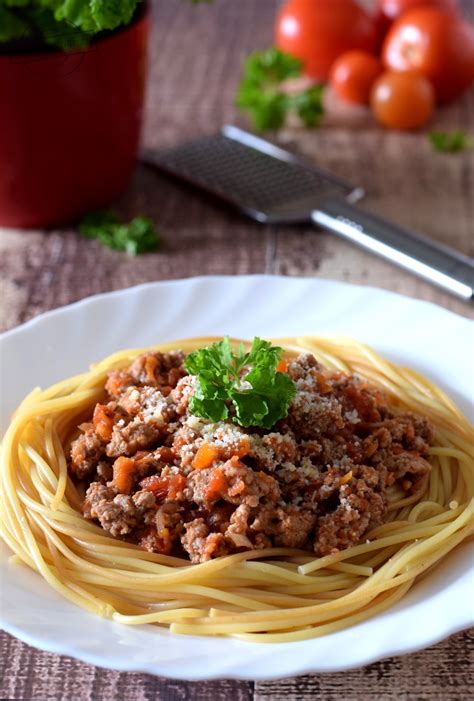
90;0;136;30
79;210;161;255
292;84;325;128
184;336;296;429
30;7;93;49
0;0;211;48
0;7;31;42
429;130;474;153
236;47;324;132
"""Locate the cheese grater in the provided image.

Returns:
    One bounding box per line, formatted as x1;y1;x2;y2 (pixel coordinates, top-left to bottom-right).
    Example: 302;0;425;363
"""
141;125;474;301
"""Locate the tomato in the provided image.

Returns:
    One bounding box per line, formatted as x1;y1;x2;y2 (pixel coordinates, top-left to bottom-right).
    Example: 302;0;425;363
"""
275;0;377;81
377;0;458;22
374;0;459;46
371;70;435;129
382;9;474;102
330;51;383;105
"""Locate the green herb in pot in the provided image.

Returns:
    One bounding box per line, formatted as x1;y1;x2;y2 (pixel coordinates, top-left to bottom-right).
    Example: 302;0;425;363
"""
0;0;209;50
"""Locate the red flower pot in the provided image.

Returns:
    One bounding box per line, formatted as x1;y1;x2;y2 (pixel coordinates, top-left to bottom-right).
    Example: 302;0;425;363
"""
0;5;150;229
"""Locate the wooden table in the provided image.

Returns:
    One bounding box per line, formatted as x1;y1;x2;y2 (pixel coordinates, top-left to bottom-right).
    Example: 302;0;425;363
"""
1;1;473;698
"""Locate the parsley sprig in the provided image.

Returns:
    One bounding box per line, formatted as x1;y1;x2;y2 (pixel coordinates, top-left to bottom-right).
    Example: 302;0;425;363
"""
236;48;324;131
429;130;474;153
184;337;296;429
79;210;161;255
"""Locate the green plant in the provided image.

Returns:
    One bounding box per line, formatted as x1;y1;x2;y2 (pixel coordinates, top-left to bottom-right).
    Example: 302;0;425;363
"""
0;0;209;50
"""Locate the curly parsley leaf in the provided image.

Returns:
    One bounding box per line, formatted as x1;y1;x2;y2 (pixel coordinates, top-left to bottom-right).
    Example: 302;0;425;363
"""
79;210;161;255
236;48;324;131
293;84;325;128
184;337;296;429
0;6;31;42
429;130;474;153
1;1;208;49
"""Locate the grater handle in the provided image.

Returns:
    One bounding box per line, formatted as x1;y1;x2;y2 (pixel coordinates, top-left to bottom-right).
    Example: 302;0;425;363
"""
312;199;474;301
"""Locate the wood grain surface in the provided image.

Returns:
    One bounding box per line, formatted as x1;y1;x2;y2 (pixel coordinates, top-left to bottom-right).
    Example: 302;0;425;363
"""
0;1;473;698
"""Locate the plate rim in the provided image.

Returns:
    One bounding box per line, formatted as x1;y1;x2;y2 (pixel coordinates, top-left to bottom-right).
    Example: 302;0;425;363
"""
1;274;473;679
0;607;471;681
1;274;472;343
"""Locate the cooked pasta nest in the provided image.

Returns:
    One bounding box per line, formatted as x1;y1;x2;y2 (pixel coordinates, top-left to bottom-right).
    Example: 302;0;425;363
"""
1;336;473;642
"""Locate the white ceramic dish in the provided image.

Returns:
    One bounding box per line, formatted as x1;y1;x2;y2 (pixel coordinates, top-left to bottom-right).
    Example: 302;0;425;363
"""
1;275;473;680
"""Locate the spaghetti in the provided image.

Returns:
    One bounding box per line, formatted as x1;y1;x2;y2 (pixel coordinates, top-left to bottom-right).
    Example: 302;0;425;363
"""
1;337;473;642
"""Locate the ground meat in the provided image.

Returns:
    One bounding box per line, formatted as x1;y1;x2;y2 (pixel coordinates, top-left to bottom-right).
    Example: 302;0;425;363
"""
170;376;197;416
389;452;432;490
105;370;136;398
70;427;105;479
261;432;298;466
187;458;281;508
369;412;434;452
106;416;166;457
70;349;435;564
154;501;183;534
181;518;227;563
129;351;186;389
116;385;172;420
224;504;254;549
96;461;113;483
251;504;317;549
315;485;386;556
83;483;156;537
274;507;317;548
139;502;184;554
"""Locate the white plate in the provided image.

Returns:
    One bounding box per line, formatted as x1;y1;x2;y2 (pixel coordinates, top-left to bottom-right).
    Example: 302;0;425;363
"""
1;275;473;680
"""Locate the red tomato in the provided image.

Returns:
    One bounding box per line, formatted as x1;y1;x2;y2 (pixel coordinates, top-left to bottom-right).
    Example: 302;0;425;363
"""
374;0;459;46
371;70;435;129
330;51;383;105
275;0;377;81
377;0;458;22
382;9;474;102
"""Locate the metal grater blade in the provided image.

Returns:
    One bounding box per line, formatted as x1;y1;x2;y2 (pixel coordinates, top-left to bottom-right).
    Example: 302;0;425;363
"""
141;125;363;224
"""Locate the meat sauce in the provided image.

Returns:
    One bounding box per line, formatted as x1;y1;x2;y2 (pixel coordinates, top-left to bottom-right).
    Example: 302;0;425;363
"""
69;350;434;563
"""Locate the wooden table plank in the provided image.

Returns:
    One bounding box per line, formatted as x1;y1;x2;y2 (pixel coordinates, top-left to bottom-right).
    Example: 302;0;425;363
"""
1;1;473;698
1;629;472;700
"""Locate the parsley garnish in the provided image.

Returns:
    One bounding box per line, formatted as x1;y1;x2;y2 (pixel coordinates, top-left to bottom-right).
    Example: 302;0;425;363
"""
429;130;474;153
236;48;324;131
79;210;161;255
184;337;296;429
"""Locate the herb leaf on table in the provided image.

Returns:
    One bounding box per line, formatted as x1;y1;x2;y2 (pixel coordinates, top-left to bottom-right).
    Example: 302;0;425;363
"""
79;211;161;255
429;130;474;153
236;48;325;131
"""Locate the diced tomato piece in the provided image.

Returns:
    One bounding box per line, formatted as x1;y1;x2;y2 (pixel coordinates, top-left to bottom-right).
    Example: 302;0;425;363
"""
277;359;289;373
93;403;115;442
112;456;137;495
205;467;227;501
156;447;177;463
235;438;250;459
140;474;186;501
168;474;187;500
193;443;221;470
105;370;132;397
144;355;158;384
316;372;332;394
